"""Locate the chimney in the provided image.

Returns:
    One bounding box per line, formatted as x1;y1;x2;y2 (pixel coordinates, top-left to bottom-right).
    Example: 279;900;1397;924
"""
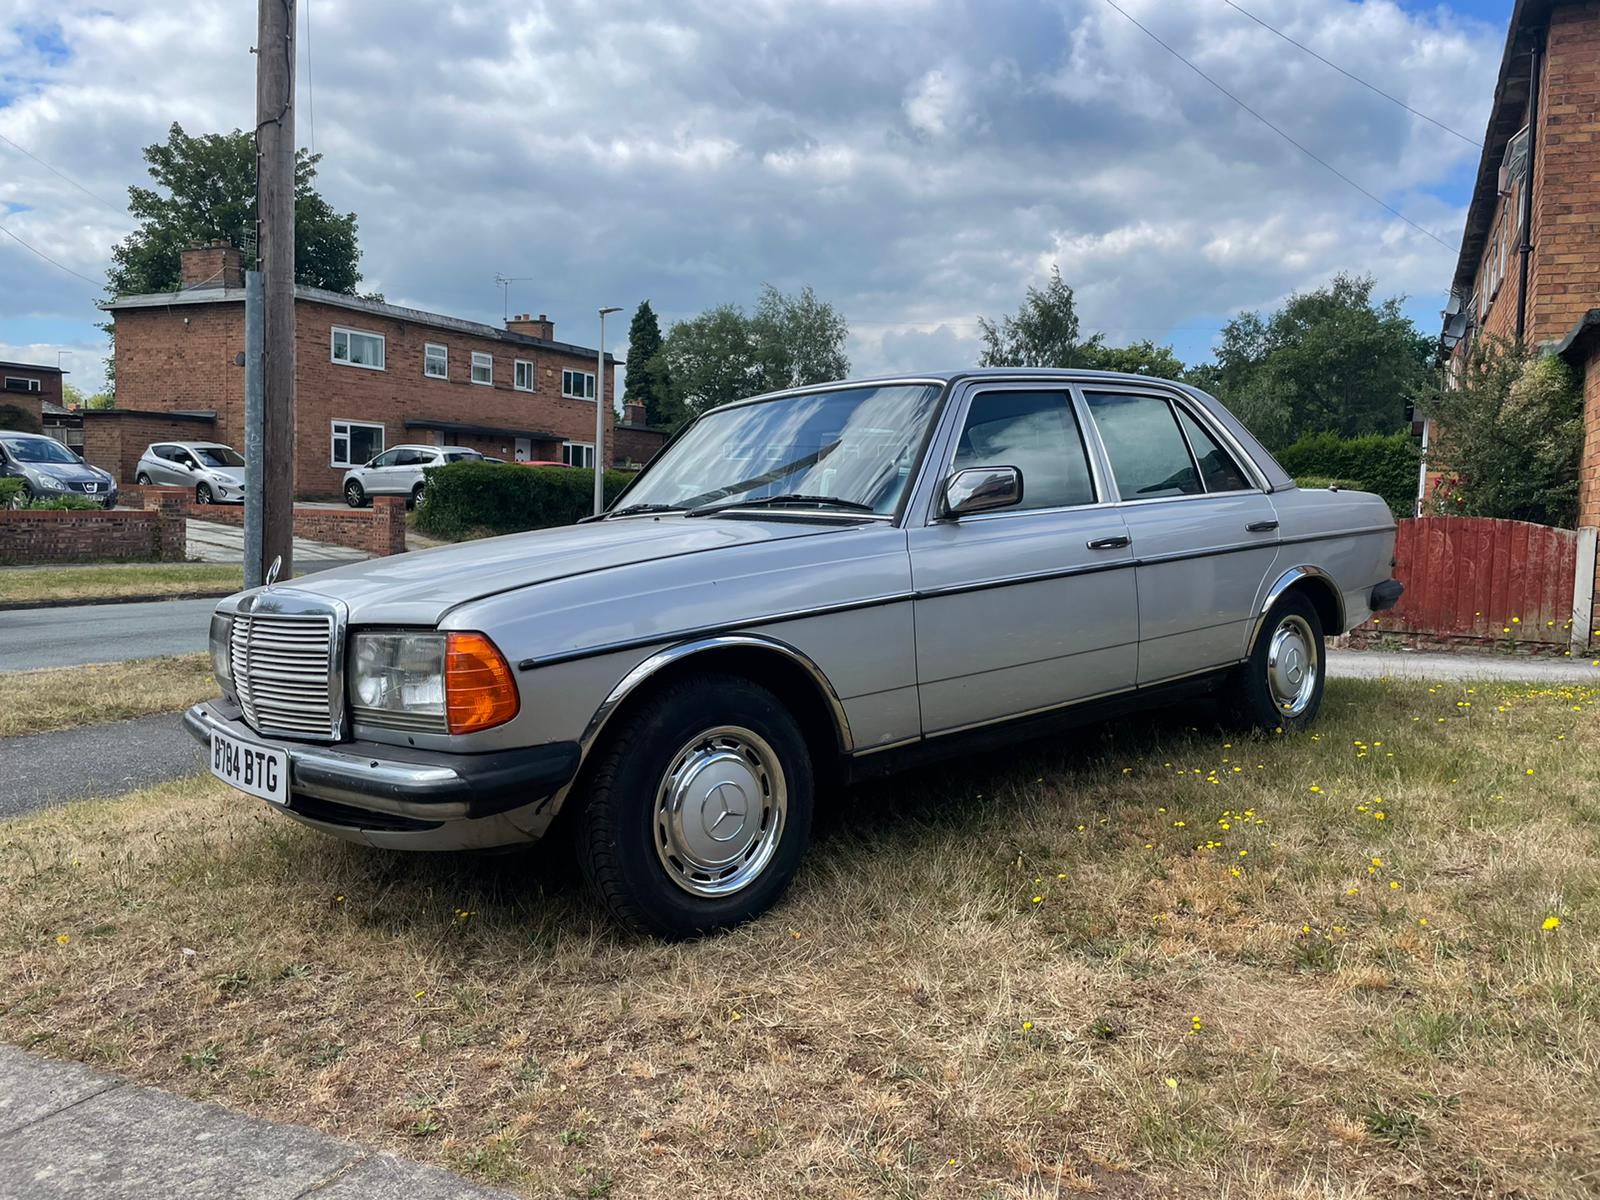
506;312;554;341
622;400;647;426
179;240;244;290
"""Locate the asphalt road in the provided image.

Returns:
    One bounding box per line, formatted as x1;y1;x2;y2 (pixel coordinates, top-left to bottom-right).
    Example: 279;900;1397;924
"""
0;597;216;672
0;712;204;819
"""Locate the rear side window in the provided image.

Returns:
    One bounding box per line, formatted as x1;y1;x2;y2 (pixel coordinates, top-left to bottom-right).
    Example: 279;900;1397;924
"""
952;390;1095;511
1176;408;1251;492
1084;393;1201;500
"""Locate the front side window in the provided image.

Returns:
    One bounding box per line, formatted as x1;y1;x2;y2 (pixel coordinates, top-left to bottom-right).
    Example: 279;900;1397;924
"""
1085;392;1202;500
562;369;596;400
514;360;534;391
951;390;1095;511
332;420;385;467
1175;409;1251;493
331;327;385;370
563;441;596;469
424;343;448;379
471;352;493;385
618;383;943;515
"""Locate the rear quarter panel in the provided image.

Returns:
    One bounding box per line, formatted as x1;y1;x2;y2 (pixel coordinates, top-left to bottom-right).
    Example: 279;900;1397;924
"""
1268;487;1397;632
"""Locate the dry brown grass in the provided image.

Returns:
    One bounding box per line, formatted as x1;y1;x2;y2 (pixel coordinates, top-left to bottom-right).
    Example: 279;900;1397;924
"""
3;676;1599;1198
0;563;242;605
0;653;216;737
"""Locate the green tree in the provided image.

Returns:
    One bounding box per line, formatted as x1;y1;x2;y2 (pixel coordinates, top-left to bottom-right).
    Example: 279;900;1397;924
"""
106;122;365;297
1201;274;1431;449
1422;338;1582;527
750;284;850;392
977;265;1103;367
661;304;759;419
621;300;674;426
1080;339;1186;378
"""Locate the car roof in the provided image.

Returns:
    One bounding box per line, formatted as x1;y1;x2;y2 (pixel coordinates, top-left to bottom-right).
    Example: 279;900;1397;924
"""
0;430;53;440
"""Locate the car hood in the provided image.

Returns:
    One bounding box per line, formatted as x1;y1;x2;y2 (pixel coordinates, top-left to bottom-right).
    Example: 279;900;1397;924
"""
262;516;849;625
28;461;109;484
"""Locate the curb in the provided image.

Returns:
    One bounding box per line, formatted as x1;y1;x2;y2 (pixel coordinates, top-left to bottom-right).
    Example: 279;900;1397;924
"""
0;590;236;612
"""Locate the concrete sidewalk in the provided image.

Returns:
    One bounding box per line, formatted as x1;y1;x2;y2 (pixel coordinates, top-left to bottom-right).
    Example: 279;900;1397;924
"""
1326;648;1600;683
0;1044;511;1199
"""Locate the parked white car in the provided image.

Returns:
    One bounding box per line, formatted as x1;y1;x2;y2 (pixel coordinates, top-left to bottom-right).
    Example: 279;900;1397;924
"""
342;445;483;508
134;442;246;504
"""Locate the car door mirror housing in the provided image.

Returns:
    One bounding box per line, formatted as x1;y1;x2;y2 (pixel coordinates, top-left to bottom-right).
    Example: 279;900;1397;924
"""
942;466;1023;518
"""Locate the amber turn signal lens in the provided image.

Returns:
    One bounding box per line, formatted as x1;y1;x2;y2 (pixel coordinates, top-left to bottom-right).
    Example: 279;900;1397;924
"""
445;632;519;734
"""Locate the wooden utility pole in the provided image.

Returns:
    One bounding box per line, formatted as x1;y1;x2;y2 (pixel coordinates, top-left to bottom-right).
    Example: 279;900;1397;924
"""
256;0;296;580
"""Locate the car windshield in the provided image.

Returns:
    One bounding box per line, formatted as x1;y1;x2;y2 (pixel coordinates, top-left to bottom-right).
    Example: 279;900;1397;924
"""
1;437;77;465
616;383;943;515
193;446;245;467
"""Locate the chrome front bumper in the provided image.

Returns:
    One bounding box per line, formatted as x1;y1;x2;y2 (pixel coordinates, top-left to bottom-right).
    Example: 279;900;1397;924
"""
184;701;581;850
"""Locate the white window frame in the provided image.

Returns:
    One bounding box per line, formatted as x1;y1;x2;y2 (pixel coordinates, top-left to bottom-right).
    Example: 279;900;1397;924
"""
330;419;386;468
514;359;535;392
471;351;494;386
423;342;448;379
562;369;596;401
562;440;596;469
3;376;41;393
330;326;386;371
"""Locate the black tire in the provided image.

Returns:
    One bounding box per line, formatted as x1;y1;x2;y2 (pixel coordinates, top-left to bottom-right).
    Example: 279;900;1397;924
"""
195;482;213;505
135;472;152;486
344;480;366;508
408;482;425;510
575;673;815;939
1221;591;1325;732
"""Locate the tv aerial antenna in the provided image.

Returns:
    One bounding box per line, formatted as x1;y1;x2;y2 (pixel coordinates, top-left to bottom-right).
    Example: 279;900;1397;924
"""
494;274;532;320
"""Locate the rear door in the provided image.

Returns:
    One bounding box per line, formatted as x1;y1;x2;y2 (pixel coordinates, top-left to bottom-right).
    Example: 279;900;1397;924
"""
908;383;1137;735
1081;388;1281;685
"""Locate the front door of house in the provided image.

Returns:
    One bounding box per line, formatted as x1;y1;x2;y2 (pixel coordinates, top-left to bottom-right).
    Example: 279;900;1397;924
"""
514;437;532;462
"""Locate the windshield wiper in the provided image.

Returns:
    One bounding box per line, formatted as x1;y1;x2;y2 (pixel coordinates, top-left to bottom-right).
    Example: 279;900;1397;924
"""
594;502;688;521
685;493;877;517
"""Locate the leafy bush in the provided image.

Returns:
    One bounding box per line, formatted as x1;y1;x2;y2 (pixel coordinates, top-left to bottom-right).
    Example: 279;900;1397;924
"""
21;495;105;511
414;462;636;539
0;478;23;507
1422;340;1583;528
0;403;43;434
1278;431;1417;517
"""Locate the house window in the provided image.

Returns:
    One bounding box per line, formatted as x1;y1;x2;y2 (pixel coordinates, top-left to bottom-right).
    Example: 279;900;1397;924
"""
2;376;41;393
471;352;494;385
514;359;534;391
331;327;385;370
331;419;385;467
424;343;448;379
562;441;595;469
562;369;596;400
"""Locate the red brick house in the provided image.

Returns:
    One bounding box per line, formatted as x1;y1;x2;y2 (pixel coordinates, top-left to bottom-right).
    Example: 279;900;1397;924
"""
101;243;618;498
0;359;65;431
1436;0;1600;541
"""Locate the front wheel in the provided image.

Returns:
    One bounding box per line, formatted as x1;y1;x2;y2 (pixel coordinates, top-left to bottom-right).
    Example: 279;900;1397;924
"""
575;673;815;939
1221;591;1325;732
195;482;213;505
344;480;366;508
135;472;152;486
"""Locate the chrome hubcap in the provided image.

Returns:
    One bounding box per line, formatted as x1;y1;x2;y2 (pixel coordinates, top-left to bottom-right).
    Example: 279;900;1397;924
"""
1267;614;1318;716
654;725;786;898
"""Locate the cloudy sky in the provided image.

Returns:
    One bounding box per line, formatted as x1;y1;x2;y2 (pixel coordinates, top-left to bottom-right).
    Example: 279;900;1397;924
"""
1;0;1510;396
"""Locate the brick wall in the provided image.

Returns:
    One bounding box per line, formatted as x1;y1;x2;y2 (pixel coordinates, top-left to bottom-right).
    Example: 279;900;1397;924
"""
0;486;185;565
613;423;669;468
149;492;408;557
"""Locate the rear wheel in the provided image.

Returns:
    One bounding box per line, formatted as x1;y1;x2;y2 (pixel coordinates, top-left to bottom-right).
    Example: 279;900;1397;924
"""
408;482;426;510
575;673;815;939
1221;592;1325;732
195;482;213;505
344;480;366;508
135;472;152;486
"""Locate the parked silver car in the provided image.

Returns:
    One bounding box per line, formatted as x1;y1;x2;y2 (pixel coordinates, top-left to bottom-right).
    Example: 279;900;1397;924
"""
342;445;483;508
135;442;246;504
0;431;118;507
189;370;1402;937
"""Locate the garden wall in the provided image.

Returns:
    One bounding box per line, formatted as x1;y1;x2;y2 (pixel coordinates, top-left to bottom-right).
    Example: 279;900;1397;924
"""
0;488;186;565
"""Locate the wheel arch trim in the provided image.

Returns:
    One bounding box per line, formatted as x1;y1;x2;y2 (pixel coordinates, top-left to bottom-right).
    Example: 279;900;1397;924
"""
1254;565;1344;646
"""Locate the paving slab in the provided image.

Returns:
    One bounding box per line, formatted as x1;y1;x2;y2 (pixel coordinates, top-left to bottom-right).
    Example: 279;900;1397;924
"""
0;1047;119;1136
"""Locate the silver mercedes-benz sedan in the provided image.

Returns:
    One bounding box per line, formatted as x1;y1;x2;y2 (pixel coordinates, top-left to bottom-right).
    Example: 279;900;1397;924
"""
187;370;1402;938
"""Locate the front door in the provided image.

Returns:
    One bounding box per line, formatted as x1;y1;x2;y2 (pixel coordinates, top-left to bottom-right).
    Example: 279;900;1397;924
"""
908;385;1138;735
514;437;532;462
1082;389;1281;684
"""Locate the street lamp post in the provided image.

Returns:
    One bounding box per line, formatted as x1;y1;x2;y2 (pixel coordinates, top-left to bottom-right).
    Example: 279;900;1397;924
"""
595;305;622;515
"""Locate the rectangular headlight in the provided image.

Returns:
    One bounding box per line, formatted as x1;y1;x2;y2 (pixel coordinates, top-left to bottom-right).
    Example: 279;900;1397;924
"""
208;612;234;695
350;631;518;734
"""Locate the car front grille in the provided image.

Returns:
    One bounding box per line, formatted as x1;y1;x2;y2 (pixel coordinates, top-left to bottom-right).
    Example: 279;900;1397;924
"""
230;611;338;740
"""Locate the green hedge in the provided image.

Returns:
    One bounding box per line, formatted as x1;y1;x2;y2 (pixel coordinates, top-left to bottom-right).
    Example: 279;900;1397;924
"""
1292;476;1364;493
0;477;103;511
1278;431;1417;517
413;462;637;539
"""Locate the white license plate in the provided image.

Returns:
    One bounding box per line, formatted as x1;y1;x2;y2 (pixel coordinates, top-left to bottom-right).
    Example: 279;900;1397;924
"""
209;729;289;805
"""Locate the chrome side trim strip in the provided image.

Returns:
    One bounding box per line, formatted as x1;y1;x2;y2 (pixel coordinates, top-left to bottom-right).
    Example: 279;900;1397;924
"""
1254;565;1346;642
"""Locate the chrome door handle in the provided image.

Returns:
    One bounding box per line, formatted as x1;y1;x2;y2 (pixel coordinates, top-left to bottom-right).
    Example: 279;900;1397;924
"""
1086;535;1131;550
1246;520;1279;533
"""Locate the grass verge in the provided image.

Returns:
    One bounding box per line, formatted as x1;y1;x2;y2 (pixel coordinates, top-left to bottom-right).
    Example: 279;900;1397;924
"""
0;563;243;606
2;677;1598;1197
0;654;215;738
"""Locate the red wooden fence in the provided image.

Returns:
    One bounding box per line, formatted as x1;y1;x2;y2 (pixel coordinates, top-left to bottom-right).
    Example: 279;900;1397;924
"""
1381;517;1578;644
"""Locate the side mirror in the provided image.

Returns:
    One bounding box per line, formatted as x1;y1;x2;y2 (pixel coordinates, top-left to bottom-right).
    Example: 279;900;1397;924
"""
942;465;1023;518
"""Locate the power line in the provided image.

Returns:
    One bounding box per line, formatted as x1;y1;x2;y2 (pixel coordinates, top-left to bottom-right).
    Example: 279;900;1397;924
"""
1098;0;1456;253
1221;0;1482;148
0;221;104;287
0;131;128;216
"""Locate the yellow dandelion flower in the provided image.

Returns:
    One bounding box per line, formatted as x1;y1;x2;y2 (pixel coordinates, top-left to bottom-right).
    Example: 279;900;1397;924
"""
55;933;70;946
1542;916;1561;931
1389;881;1400;890
730;1010;742;1021
1032;895;1043;905
1347;887;1359;895
1021;1021;1033;1031
1164;1077;1178;1090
